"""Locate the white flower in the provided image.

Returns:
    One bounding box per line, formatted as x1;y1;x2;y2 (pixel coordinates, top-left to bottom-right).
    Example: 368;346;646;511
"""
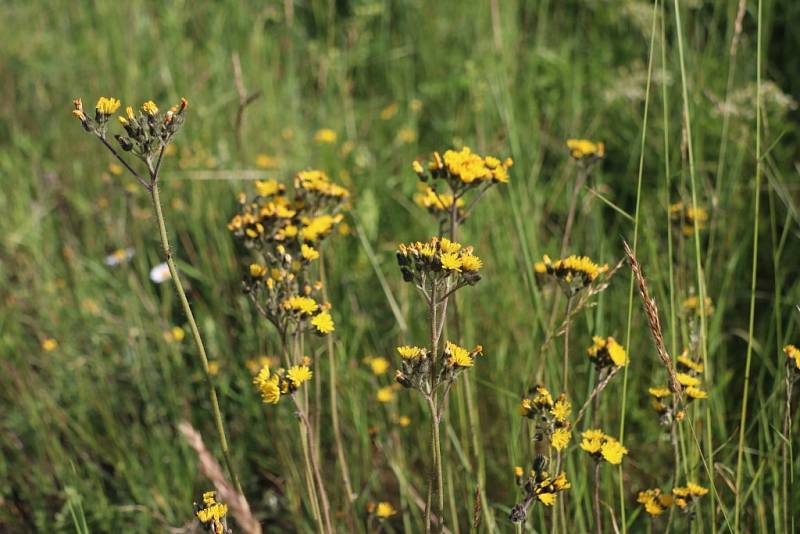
149;262;171;283
104;247;135;266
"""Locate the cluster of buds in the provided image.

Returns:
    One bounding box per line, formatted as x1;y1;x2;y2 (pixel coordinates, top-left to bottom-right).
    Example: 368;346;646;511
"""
670;201;709;237
509;455;571;523
579;428;628;465
586;336;629;372
394;342;483;395
410;147;512;227
193;491;230;534
566;138;605;163
73;97;188;164
534;254;609;296
638;482;709;518
253;361;313;405
517;385;573;452
244;245;335;338
396;237;482;288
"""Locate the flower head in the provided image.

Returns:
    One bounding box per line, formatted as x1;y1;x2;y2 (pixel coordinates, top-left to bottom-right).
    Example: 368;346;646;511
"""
311;311;335;334
445;341;473;368
586;336;628;370
397;345;425;360
566;138;605;160
537;254;608;295
784;344;800;372
580;429;627;464
287;365;313;387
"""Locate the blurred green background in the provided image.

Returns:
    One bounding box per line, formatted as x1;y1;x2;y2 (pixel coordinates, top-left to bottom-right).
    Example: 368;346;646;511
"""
1;0;799;532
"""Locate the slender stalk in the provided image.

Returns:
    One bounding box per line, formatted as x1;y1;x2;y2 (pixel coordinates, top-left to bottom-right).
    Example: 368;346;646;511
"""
319;252;357;506
619;3;658;530
563;296;574;396
594;461;603;534
560;167;588;258
295;400;333;534
734;0;762;529
150;181;243;496
298;414;324;532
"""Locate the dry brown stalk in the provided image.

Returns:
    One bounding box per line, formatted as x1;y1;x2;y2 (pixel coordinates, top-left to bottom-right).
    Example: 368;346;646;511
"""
622;241;682;396
178;421;262;534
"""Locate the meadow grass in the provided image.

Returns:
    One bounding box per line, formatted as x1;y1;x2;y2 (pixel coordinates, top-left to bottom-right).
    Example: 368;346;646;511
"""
1;0;798;532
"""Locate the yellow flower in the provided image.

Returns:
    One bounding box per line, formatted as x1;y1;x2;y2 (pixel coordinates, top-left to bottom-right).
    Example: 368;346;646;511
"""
600;438;628;465
254;367;281;404
397;127;417;143
537;492;556;506
586;336;628;368
553;472;571;491
287;365;313;387
566;138;605;160
784;344;800;371
301;244;320;261
380;102;398;120
196;501;228;524
376;386;395;403
446;341;473;367
685;386;708;400
514;466;524;478
314;128;337;144
171;326;185;342
551;427;572;451
440;252;462;272
207;361;220;376
141;100;159;115
676;372;700;387
676;351;704;373
375;501;397;518
367;356;390;375
311;311;335;334
648;386;671;398
413;187;463;212
686;482;709;496
397;345;424;360
41;338;58;352
255;179;282;196
95;97;121;115
550;398;572;422
284;296;319;315
255;154;279;169
581;437;603;454
398;415;411;427
638;489;672;516
250;263;267;277
460;254;483;272
108;163;123;176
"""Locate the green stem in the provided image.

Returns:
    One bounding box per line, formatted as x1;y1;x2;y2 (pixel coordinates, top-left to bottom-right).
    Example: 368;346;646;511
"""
734;0;762;528
149;181;243;496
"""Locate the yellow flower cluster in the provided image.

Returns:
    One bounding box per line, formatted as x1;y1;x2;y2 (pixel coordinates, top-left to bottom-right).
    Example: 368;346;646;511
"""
670;202;709;236
445;341;482;368
535;254;608;295
637;488;673;516
586;336;629;370
253;363;313;405
510;467;571;523
414;147;513;186
566;138;605;160
413;186;464;213
518;386;573;452
785;344;800;372
295;170;350;200
397;236;482;285
194;491;228;530
580;429;628;464
638;482;709;517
